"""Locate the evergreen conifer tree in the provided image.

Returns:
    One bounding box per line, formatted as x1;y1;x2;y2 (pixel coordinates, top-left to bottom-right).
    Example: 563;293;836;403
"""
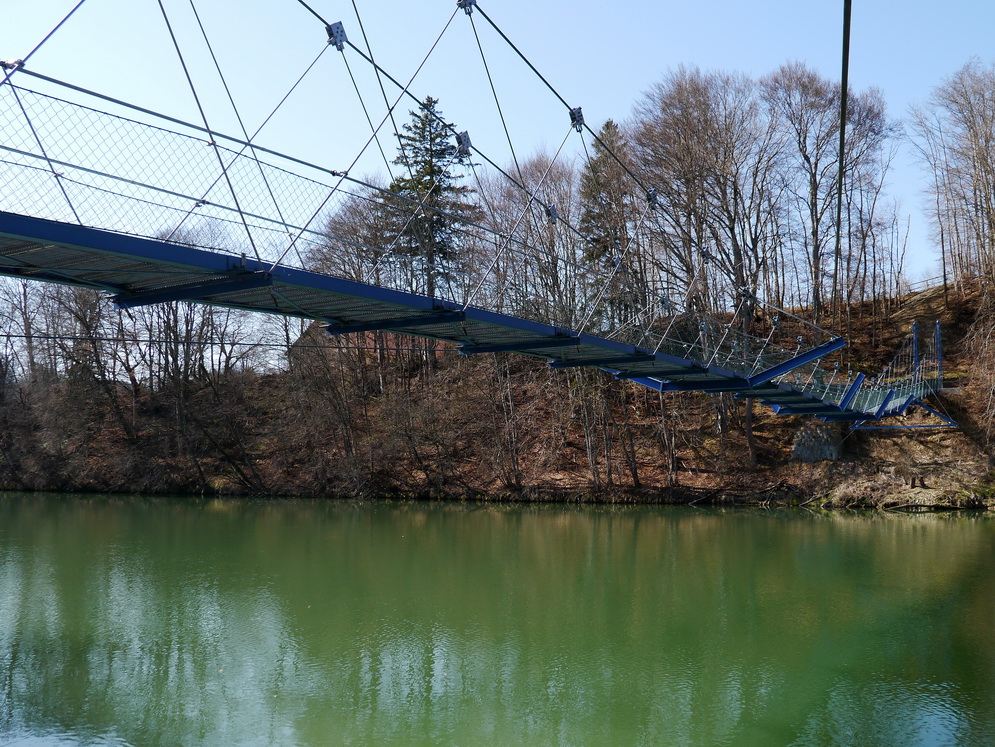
380;96;476;299
578;120;647;325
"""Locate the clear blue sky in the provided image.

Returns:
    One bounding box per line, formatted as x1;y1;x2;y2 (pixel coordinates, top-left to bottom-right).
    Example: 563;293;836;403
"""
4;1;994;275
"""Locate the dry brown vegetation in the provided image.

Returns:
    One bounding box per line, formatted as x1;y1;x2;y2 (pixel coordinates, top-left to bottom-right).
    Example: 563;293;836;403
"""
0;281;989;508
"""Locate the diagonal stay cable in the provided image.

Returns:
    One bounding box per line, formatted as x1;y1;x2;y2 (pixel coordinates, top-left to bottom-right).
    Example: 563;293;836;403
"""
472;3;652;197
267;8;460;271
466;11;554;252
463;125;573;310
362;147;468;285
155;0;262;262
575;126;651;326
162;43;331;253
348;0;414;185
468;13;525;186
299;0;429;280
578;200;654;334
185;0;302;261
341;53;397;182
0;0;89;88
9;85;81;224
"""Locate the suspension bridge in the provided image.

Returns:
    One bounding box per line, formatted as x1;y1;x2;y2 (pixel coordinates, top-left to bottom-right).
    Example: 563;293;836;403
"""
0;0;951;429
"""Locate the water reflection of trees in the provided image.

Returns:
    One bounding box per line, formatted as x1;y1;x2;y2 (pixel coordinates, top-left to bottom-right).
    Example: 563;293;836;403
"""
0;498;993;744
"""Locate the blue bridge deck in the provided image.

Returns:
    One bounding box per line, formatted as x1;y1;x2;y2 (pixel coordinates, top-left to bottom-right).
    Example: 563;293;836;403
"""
0;210;942;426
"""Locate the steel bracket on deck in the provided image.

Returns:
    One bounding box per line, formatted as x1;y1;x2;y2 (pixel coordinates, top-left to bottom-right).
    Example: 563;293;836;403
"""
324;310;466;335
112;271;273;309
460;336;580;354
550;353;655;370
616;367;711;382
659;378;751;393
873;389;897;419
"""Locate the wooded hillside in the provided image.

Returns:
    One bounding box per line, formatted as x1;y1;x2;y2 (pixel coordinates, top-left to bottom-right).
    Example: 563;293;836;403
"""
3;60;995;506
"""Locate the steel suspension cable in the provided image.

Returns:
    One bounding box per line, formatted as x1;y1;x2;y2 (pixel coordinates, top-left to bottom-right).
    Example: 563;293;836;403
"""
185;0;301;259
472;3;653;197
466;12;556;250
348;0;413;185
576;130;665;341
340;53;397;181
154;0;262;261
0;0;89;88
9;85;81;224
462;126;573;310
342;40;532;201
267;10;460;271
468;14;525;186
291;0;329;26
579;202;655;334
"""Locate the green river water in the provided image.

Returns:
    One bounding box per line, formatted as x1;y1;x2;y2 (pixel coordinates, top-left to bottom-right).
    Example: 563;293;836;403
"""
0;494;993;745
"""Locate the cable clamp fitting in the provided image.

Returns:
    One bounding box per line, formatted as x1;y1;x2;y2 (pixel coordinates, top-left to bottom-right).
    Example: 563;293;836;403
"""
457;0;477;15
646;188;658;208
326;22;347;51
544;204;558;224
569;107;584;133
1;59;24;71
456;131;472;157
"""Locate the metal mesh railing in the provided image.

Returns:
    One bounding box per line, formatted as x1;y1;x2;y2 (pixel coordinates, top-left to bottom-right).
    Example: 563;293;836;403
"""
0;80;842;382
846;323;942;416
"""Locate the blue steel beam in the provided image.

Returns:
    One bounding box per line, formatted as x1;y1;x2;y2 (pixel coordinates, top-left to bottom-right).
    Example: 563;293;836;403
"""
873;389;897;419
773;405;846;416
855;424;955;429
915;400;958;427
838;373;865;410
895;394;918;416
113;272;273;309
746;337;846;387
0;262;122;291
624;377;662;390
820;413;872;422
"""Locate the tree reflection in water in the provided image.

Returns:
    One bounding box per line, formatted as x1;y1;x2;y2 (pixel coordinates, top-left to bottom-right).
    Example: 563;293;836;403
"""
0;496;993;744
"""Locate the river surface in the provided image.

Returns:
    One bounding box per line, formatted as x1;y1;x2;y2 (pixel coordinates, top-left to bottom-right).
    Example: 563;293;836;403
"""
1;494;993;745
